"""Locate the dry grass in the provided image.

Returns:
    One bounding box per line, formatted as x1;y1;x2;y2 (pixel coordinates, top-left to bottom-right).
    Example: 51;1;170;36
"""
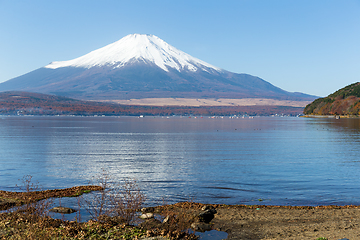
1;174;146;239
82;170;146;225
110;178;145;225
0;212;147;239
0;186;103;211
0;175;147;240
0;174;200;240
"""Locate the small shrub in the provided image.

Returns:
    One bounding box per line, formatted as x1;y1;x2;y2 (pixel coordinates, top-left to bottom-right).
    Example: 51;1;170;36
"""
111;178;146;225
15;175;53;217
82;169;145;225
82;169;113;221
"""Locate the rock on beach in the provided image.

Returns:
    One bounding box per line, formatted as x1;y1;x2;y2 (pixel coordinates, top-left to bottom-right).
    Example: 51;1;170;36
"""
49;206;76;214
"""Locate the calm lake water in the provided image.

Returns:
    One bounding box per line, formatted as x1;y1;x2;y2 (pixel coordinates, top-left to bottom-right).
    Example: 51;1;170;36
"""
1;115;360;207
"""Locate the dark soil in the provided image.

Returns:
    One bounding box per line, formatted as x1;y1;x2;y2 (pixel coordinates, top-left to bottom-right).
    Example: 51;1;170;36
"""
157;202;360;240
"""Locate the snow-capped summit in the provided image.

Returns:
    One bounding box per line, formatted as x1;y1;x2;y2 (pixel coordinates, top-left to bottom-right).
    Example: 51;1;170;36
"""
0;34;317;101
45;34;222;73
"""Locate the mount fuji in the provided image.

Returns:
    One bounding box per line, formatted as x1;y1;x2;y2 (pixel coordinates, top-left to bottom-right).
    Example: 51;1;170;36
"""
0;34;315;101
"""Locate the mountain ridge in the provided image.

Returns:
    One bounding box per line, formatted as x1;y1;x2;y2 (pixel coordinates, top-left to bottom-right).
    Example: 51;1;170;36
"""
0;34;317;102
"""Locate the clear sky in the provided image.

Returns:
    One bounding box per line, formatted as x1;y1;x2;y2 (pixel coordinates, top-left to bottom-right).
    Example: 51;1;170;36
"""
1;0;359;97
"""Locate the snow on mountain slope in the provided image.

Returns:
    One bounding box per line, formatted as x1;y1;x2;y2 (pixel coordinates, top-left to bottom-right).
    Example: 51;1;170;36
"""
45;34;222;73
0;33;318;102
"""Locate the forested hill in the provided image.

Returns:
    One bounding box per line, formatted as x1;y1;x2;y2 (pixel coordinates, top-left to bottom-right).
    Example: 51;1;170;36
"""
304;82;360;116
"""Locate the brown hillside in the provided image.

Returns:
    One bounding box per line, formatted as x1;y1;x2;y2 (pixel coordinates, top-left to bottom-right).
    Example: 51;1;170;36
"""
304;82;360;115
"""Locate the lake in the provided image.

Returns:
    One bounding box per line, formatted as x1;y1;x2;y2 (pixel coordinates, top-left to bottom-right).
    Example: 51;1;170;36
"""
1;115;360;207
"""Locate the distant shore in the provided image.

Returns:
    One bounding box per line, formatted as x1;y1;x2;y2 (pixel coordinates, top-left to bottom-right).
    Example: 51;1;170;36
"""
303;114;360;118
102;97;311;107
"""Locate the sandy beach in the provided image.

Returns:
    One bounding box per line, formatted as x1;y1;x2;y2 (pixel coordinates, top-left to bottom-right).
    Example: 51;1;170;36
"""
153;202;360;240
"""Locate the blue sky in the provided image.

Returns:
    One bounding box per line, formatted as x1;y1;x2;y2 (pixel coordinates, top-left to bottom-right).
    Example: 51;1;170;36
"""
0;0;359;97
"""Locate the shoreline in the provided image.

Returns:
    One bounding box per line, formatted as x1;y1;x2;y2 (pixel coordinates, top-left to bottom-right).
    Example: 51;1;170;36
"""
0;186;103;211
302;114;360;118
1;188;360;239
2;186;360;212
